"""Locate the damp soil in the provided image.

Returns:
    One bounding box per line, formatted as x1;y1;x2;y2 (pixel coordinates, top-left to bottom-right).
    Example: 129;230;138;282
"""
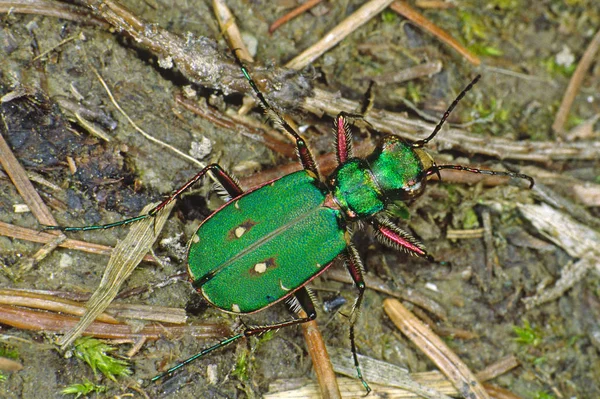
0;1;599;398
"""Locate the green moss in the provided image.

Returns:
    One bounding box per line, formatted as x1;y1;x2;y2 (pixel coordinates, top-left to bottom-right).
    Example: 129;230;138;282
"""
542;57;576;77
232;349;250;382
458;11;489;42
73;337;131;382
468;43;503;57
406;81;421;104
0;345;19;360
533;391;555;399
381;10;398;24
462;208;479;229
513;320;543;347
62;379;106;398
488;0;521;10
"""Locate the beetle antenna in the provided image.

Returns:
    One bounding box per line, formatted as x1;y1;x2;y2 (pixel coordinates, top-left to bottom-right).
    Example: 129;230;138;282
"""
412;75;481;148
426;164;534;188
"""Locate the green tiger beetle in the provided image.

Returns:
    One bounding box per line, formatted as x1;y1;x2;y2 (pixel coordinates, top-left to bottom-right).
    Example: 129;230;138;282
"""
45;57;534;392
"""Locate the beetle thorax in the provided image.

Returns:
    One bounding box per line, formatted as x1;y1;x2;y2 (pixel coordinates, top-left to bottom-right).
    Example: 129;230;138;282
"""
328;136;429;220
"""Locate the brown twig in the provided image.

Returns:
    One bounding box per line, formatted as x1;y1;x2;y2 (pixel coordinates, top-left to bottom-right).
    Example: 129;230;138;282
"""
0;288;187;324
285;0;396;70
0;221;157;263
269;0;323;34
384;299;490;399
0;120;67;272
474;355;520;382
390;1;480;66
415;0;456;8
481;384;524;399
552;28;600;136
239;139;375;188
0;130;59;228
213;0;253;63
0;304;228;341
299;310;342;399
0;0;107;27
0;357;23;372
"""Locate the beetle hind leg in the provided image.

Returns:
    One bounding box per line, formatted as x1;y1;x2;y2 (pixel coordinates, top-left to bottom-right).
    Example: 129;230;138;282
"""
151;288;316;384
343;244;372;393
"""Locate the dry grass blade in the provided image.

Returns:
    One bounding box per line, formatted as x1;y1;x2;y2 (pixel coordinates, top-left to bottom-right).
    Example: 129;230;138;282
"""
266;375;455;398
285;0;395;70
269;354;521;398
58;201;175;348
383;298;490;399
330;349;452;399
0;0;106;26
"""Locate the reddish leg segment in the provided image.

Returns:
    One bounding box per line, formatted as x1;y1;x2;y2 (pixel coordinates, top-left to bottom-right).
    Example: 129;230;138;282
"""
371;216;433;261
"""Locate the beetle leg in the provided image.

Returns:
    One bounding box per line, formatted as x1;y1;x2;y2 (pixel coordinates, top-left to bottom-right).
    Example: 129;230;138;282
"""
151;288;317;383
43;163;242;232
371;215;434;261
234;50;320;178
148;163;242;216
344;244;372;393
334;113;354;164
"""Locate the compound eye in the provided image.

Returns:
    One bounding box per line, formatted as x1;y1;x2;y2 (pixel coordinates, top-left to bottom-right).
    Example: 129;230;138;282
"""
403;176;426;198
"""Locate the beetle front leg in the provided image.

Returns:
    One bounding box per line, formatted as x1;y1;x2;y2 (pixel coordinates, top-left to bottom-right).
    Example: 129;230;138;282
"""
44;163;242;232
334;113;355;164
371;215;433;261
235;52;320;179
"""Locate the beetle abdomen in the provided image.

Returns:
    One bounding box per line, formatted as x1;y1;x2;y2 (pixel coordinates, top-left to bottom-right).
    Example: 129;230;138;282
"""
188;171;347;314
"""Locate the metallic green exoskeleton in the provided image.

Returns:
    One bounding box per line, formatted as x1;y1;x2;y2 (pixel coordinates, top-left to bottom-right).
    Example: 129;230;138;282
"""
46;59;534;391
189;170;346;314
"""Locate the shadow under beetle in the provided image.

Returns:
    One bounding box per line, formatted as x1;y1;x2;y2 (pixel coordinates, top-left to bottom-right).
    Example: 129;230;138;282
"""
46;58;534;392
